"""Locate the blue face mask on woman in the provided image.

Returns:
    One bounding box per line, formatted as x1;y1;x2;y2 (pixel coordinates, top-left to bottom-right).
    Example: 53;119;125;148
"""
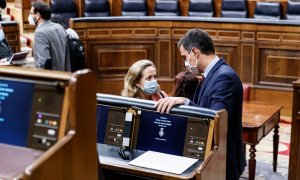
0;29;5;41
143;80;158;95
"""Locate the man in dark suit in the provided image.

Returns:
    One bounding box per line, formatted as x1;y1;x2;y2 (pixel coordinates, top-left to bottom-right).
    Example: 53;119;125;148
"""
155;28;246;180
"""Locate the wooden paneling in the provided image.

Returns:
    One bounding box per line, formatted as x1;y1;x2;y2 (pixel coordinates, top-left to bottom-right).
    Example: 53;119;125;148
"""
158;40;171;78
2;22;20;53
258;48;300;86
215;44;240;75
89;42;155;78
241;44;255;83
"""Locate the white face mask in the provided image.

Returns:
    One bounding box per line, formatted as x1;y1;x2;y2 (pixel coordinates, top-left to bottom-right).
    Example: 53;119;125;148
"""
0;29;5;41
28;15;36;26
184;49;200;75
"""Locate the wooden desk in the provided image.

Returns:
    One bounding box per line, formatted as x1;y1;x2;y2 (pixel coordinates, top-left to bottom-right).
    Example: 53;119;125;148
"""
242;101;282;180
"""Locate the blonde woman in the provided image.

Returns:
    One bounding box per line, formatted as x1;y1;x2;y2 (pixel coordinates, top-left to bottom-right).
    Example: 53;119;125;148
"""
121;59;167;101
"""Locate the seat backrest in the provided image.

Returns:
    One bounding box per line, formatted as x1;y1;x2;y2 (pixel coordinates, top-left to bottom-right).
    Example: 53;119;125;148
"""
84;0;110;17
154;0;180;16
188;0;214;17
254;2;281;19
221;0;247;18
286;1;300;20
51;0;77;20
242;84;250;101
122;0;148;16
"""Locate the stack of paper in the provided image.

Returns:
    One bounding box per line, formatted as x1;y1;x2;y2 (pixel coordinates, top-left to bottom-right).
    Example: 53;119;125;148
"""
129;151;198;174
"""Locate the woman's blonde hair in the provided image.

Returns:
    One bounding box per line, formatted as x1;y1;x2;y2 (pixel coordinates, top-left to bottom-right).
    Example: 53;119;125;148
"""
121;59;155;97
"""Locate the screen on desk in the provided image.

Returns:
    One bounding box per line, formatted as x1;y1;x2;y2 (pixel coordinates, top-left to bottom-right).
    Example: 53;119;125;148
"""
0;77;65;150
97;106;188;156
136;111;187;156
0;80;34;146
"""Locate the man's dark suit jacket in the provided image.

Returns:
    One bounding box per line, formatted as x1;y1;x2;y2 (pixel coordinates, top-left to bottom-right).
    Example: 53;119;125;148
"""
189;58;246;180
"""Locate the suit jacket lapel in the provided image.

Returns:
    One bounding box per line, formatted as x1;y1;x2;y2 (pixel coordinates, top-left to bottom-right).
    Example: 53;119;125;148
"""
197;58;225;105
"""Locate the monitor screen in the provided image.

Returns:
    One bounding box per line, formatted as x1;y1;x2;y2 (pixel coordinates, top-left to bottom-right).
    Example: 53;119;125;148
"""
97;105;109;144
0;79;34;147
0;77;65;150
136;111;187;156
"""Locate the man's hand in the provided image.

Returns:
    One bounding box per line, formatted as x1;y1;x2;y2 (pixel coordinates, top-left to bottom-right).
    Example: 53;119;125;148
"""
154;97;187;113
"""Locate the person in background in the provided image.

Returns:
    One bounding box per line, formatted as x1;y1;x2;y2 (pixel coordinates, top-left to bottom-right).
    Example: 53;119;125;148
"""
0;24;13;61
0;0;6;21
155;28;246;180
121;59;167;101
28;1;70;71
172;71;199;100
50;15;79;39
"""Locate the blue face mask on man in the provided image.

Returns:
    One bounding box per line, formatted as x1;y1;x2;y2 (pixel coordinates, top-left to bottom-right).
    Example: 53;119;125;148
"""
142;80;158;95
0;29;5;41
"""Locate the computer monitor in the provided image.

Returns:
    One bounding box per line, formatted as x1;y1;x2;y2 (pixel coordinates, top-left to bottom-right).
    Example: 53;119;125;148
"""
0;77;65;150
0;79;34;147
136;111;187;156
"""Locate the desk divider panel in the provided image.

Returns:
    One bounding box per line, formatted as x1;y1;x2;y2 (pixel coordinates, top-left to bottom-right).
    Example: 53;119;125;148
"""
96;93;227;180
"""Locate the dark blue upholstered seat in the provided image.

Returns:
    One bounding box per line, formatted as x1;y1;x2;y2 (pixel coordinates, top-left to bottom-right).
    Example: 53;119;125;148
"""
122;0;148;16
51;0;77;20
221;0;247;18
154;0;180;16
188;0;214;17
254;2;281;19
84;0;110;17
286;1;300;20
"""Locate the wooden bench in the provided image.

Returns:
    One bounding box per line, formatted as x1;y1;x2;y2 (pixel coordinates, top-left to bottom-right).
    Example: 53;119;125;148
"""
242;101;282;180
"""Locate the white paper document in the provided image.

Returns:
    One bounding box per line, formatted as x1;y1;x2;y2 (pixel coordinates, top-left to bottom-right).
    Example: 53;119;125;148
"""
129;151;198;174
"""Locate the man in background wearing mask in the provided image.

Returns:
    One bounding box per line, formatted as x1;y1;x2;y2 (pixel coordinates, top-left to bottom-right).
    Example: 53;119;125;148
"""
28;1;70;71
0;24;13;61
154;28;246;180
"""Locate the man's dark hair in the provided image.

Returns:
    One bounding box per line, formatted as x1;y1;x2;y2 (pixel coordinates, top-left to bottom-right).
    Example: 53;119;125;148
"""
32;1;51;20
177;29;215;55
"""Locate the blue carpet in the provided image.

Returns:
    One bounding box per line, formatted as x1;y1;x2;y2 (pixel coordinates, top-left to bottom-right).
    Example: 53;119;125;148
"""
240;162;288;180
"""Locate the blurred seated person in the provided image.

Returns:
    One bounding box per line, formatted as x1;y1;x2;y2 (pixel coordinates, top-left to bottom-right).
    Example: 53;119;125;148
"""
121;59;167;101
172;71;199;100
0;24;13;62
50;15;79;39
